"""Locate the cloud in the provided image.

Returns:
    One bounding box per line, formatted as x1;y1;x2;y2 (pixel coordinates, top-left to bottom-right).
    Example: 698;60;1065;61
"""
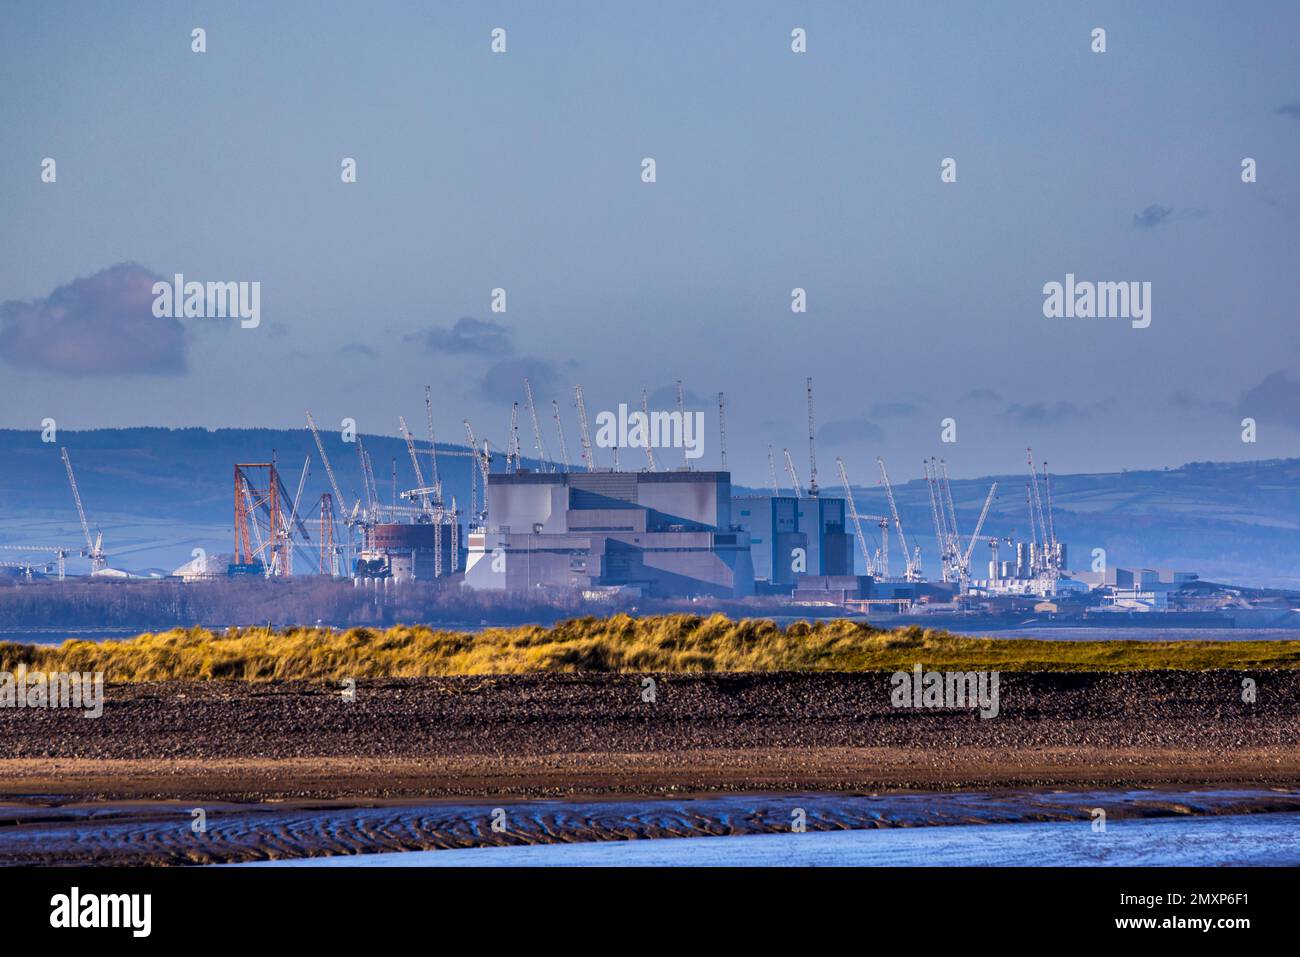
1237;371;1300;430
0;263;186;375
870;400;920;419
960;387;1001;403
1170;390;1232;416
477;356;561;405
416;316;514;357
339;342;378;359
1133;204;1208;229
1276;101;1300;119
1002;400;1110;426
1133;204;1173;229
817;418;885;446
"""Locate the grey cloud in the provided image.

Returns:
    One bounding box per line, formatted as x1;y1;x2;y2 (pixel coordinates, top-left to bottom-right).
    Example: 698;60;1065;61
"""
417;316;514;357
1003;401;1111;426
1133;204;1208;229
339;342;379;359
817;418;885;446
1275;101;1300;119
960;387;1002;402
0;263;186;375
1237;371;1300;430
478;356;561;405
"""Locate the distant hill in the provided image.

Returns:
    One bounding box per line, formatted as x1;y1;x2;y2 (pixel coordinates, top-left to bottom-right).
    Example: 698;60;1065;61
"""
1;429;1296;588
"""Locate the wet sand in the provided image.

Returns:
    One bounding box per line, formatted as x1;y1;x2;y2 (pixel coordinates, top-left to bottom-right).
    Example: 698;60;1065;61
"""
1;671;1297;802
4;788;1298;866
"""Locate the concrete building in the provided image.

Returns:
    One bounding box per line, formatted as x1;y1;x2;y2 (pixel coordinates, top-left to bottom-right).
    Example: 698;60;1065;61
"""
464;470;754;598
732;494;852;589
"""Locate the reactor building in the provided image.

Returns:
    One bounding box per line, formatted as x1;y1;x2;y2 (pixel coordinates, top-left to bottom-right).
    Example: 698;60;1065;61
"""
463;469;755;597
731;494;852;591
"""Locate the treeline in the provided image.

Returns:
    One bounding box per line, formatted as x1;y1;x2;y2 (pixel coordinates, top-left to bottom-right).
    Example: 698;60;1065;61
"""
0;578;792;630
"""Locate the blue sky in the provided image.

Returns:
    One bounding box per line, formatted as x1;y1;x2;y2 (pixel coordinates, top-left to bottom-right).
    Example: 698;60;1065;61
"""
1;0;1297;485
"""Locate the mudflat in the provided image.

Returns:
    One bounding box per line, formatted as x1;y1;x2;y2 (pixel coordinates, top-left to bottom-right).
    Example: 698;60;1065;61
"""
1;671;1296;801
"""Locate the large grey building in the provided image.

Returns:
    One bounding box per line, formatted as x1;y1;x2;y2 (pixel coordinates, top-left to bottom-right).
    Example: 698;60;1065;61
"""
463;470;754;597
732;494;852;589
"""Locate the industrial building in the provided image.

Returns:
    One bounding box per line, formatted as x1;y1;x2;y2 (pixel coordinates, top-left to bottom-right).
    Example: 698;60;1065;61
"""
732;494;852;590
356;521;460;583
463;469;754;597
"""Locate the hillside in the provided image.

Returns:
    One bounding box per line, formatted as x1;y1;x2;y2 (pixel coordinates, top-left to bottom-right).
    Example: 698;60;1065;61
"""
0;428;1296;587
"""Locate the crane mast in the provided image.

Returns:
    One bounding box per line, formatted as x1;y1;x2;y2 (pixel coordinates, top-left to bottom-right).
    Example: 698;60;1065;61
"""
640;390;657;472
552;399;571;472
783;448;803;499
573;385;596;471
60;447;105;572
805;377;819;497
877;457;917;581
676;380;689;469
424;385;442;507
836;457;874;576
717;391;727;470
523;378;551;472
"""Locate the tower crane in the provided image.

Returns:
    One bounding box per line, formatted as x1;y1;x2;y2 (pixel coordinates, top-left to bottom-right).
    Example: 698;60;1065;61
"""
767;445;780;495
424;385;443;507
573;385;596;471
523;378;551;472
640;390;657;472
508;403;521;471
551;399;571;473
836;457;875;576
717;392;727;470
676;380;689;469
805;377;819;497
305;411;356;570
60;448;105;572
783;448;803;499
398;416;431;514
957;481;998;589
877;457;920;581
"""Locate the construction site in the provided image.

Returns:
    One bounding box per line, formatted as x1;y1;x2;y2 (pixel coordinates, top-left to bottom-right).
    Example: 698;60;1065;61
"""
2;373;1262;632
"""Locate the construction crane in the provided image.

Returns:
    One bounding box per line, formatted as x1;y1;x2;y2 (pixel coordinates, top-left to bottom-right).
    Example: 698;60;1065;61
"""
523;378;551;472
783;448;803;499
1026;447;1051;575
923;459;949;580
60;448;105;572
957;481;999;588
463;421;483;526
398;416;432;514
508;403;521;471
675;380;689;469
573;385;596;471
305;411;356;572
767;445;780;495
805;377;819;497
640;390;657;472
424;386;443;507
551;399;571;473
877;457;920;581
836;457;875;576
717;392;727;471
0;544;73;580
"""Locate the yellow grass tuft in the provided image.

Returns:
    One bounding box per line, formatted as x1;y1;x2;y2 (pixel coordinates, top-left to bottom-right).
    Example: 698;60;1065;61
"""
0;613;1297;681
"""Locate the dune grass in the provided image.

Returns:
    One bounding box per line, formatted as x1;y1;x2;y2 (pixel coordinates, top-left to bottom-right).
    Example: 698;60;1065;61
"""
1;614;1298;681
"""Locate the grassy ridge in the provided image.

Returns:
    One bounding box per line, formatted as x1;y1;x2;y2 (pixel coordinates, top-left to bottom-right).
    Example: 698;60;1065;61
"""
2;614;1299;681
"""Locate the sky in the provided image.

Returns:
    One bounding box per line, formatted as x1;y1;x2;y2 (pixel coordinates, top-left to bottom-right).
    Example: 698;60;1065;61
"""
1;0;1298;488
